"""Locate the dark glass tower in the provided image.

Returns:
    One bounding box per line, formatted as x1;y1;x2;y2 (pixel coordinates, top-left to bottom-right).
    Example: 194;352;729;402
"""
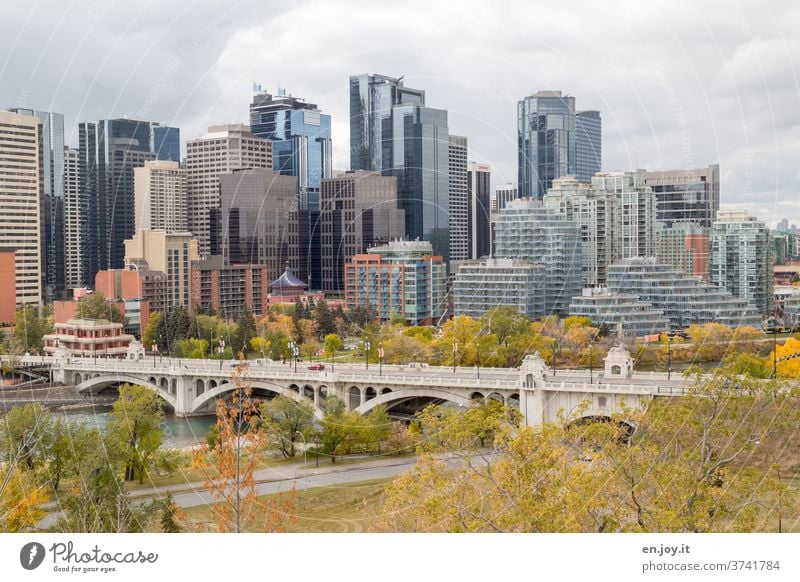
349;74;450;261
250;88;332;289
78;119;179;284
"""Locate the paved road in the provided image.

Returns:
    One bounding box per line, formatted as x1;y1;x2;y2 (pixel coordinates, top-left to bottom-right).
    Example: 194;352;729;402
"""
169;457;418;509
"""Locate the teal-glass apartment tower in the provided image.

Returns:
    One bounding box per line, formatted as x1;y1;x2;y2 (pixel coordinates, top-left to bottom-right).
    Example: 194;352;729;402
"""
350;74;451;261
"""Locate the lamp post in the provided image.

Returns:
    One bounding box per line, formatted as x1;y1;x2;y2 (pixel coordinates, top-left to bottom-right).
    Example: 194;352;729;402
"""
589;339;595;384
152;343;158;367
218;339;225;371
364;339;371;370
552;340;558;377
452;342;458;373
667;336;673;380
295;430;308;491
378;346;384;376
773;329;778;378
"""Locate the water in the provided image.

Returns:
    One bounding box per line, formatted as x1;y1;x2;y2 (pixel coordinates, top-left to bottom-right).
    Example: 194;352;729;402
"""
54;407;215;448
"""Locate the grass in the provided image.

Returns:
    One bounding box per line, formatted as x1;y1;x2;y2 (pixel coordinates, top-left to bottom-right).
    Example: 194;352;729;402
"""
178;478;390;533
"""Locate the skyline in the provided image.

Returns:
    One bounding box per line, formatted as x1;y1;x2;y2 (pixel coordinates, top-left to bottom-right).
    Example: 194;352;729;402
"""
0;0;797;228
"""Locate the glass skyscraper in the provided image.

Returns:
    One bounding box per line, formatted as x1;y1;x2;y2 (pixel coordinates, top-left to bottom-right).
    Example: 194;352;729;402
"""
79;119;179;283
350;74;450;261
10;108;66;298
517;91;601;199
250;88;332;289
575;110;602;182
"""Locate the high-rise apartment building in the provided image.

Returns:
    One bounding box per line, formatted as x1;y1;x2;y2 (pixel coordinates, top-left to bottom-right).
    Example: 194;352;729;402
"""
0;111;41;308
591;172;658;260
544;177;615;286
123;229;198;309
350;74;450;260
344;239;447;325
134;160;187;232
64;147;82;291
319;171;404;293
213;168;300;281
185;125;272;256
640;165;719;228
494;198;582;315
250;88;332;288
710;209;773;315
9;108;65;298
517;91;601;199
78;119;180;282
454;258;544;320
656;222;709;280
448;135;469;263
468;162;491;259
607;257;761;329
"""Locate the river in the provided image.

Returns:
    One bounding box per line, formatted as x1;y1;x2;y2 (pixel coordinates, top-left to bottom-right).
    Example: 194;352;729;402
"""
54;407;215;448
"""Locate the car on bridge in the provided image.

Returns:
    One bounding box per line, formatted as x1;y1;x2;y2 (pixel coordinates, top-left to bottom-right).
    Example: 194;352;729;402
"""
307;363;325;371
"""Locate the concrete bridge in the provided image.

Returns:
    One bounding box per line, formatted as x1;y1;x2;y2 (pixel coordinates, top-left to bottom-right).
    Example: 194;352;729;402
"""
11;344;690;427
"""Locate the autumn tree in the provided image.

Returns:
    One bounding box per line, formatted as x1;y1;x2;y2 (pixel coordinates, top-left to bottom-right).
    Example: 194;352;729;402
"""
382;368;800;533
773;337;800;378
55;427;155;533
12;305;49;353
192;363;295;532
0;403;52;471
75;291;124;323
108;384;164;483
0;466;47;532
260;396;315;458
141;311;163;349
323;333;343;364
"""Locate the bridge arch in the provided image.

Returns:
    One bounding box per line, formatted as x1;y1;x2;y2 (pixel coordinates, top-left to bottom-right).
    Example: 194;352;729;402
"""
190;381;324;419
354;387;472;416
76;374;177;410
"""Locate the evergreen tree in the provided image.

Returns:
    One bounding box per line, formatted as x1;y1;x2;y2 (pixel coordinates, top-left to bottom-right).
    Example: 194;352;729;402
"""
234;308;257;356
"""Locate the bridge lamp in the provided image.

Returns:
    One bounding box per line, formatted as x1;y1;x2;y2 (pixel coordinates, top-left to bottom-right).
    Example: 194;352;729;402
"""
364;340;371;370
452;342;458;373
378;346;384;376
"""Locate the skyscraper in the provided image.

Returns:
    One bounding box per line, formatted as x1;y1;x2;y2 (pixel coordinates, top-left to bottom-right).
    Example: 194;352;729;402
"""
185;125;272;256
0;111;42;308
64;147;82;290
448;135;469;263
350;74;450;260
640;164;720;228
710;210;773;315
78;119;180;283
517;91;601;199
575;110;602;182
213;168;300;281
9;108;65;298
468;162;491;259
249;88;332;289
319;171;405;293
494;183;518;212
134;160;187;232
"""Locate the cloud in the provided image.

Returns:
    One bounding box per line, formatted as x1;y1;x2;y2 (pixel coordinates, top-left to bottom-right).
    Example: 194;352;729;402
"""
0;0;797;225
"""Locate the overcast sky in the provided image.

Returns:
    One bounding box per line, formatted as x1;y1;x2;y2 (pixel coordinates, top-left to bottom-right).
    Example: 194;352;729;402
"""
1;0;797;226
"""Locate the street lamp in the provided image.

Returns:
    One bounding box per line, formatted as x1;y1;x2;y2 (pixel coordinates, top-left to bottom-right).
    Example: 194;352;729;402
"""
452;342;458;373
772;328;778;378
218;339;225;371
295;430;308;491
152;343;158;366
589;338;595;384
378;346;384;376
364;339;371;370
667;335;673;380
552;339;558;376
